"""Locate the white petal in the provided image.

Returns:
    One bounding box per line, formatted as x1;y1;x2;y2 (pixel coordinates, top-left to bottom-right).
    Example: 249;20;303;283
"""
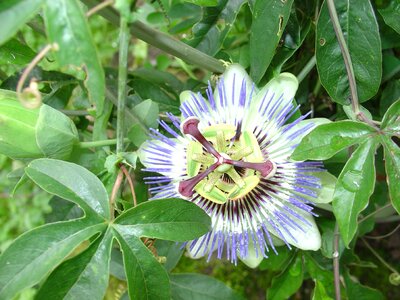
238;239;264;268
268;118;331;160
185;231;217;260
275;209;321;251
243;73;299;132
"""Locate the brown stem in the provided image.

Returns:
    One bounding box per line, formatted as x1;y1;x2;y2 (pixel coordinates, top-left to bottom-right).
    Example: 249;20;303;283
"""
120;165;137;207
86;0;114;17
110;170;124;221
333;223;341;300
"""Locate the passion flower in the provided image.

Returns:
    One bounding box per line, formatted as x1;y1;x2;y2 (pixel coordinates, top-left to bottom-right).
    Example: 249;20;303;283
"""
139;64;327;267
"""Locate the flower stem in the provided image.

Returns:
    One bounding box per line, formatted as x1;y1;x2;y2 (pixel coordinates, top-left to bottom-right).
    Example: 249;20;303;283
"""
297;56;316;84
117;15;130;154
78;138;130;148
82;0;225;73
333;223;341;300
326;0;359;115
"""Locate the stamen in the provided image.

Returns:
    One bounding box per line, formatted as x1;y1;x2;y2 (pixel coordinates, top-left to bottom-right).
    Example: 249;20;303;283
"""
178;163;219;198
224;159;276;178
181;117;221;159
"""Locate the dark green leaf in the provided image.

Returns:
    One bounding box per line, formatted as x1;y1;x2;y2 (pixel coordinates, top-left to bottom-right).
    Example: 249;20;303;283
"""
379;1;400;35
131;99;159;129
43;0;105;115
250;0;294;83
344;269;384;300
185;0;219;6
25;159;110;219
267;254;303;300
0;0;44;45
316;0;382;104
36;229;113;300
291;121;377;160
170;273;244;300
312;280;333;300
380;79;400;117
258;247;293;271
382;99;400;133
45;196;83;223
187;0;245;56
0;218;105;300
155;240;184;272
381;135;400;214
0;39;35;65
115;199;211;241
113;226;170;300
332;139;378;246
305;254;335;299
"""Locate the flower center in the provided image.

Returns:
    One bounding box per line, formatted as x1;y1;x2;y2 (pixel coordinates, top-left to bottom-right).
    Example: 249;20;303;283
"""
178;117;276;203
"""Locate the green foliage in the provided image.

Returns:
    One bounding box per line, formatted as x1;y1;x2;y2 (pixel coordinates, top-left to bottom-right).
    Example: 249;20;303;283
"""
0;0;399;299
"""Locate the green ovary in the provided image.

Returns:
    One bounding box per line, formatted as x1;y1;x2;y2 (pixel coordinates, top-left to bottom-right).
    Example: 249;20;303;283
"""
186;124;264;204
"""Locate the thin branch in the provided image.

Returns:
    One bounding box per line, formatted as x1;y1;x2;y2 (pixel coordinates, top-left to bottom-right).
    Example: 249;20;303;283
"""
297;56;316;84
358;203;392;224
110;170;124;221
365;224;400;240
325;0;359;114
362;238;399;274
78;138;130;149
17;43;58;107
82;0;225;73
86;0;114;17
121;165;137;207
116;13;130;153
333;223;341;300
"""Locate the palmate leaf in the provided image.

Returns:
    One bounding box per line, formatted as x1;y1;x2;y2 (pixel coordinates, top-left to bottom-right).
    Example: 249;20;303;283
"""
0;219;106;300
35;229;114;300
332;138;379;246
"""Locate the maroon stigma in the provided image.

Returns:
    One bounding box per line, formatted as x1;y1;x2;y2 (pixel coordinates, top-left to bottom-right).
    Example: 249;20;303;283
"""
178;163;219;198
224;159;275;178
178;117;276;198
181;117;221;159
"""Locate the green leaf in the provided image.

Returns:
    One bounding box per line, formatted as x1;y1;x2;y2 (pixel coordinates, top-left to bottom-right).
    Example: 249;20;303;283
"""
113;226;171;300
155;240;184;272
312;280;334;300
132;99;159;129
25;159;110;219
332;139;379;246
115;199;211;241
36;105;79;159
267;254;303;300
381;135;400;214
36;229;113;300
382;98;400;133
258;247;293;271
316;0;382;104
185;0;219;6
250;0;294;83
344;269;384;300
291;121;377;160
305;254;335;298
187;0;245;56
43;0;105;116
45;196;83;223
0;218;105;300
170;273;244;300
0;0;44;45
379;1;400;35
380;79;400;117
0;38;35;65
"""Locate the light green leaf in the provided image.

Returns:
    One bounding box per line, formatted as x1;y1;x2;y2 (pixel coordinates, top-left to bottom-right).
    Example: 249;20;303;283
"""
291;121;377;160
187;0;245;56
0;219;105;300
332;139;379;246
267;254;303;300
184;0;218;6
36;229;113;300
250;0;294;83
170;273;244;300
113;226;170;300
43;0;105;116
381;135;400;214
132;99;159;129
25;159;110;219
0;0;44;45
312;280;334;300
379;1;400;35
344;269;384;300
115;199;211;241
316;0;382;104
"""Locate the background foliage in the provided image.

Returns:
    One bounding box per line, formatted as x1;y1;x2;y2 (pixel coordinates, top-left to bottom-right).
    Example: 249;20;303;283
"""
0;0;399;299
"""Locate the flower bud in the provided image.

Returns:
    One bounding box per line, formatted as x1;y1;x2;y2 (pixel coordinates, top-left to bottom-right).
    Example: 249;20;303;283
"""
0;93;79;160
